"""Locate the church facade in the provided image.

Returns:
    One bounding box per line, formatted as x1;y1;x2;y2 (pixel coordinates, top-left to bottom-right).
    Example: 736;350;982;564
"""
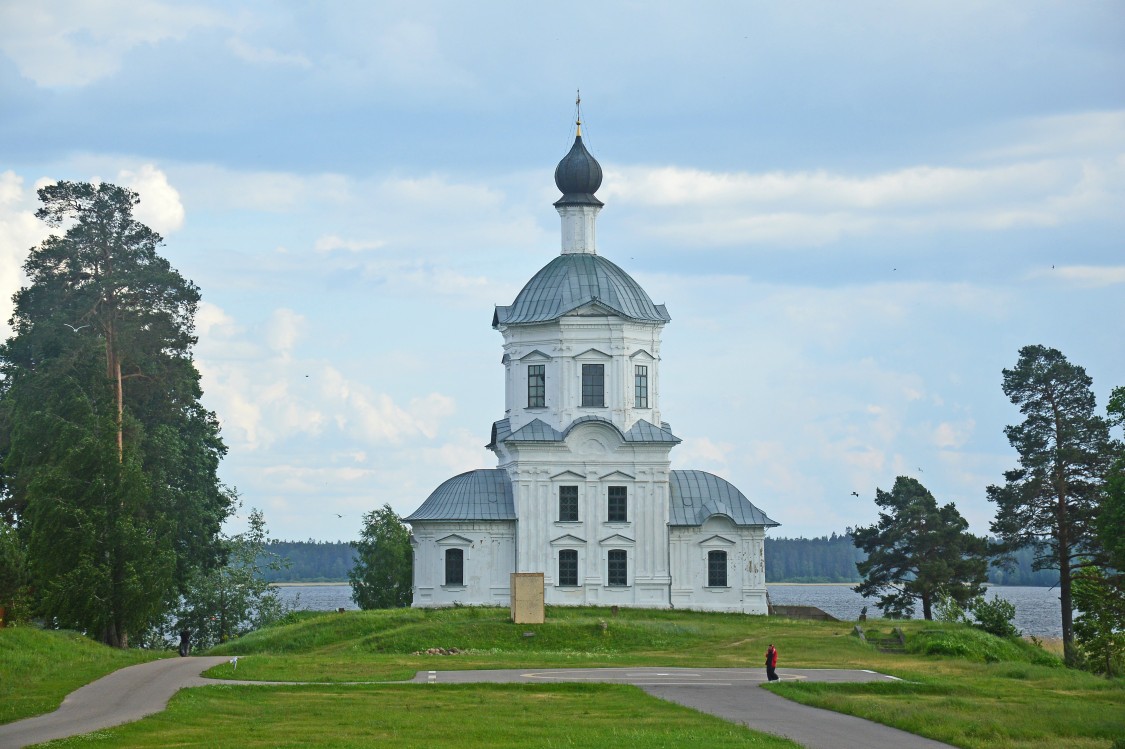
405;123;778;614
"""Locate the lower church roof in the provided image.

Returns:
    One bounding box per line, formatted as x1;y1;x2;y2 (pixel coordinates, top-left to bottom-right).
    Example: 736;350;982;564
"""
403;469;516;522
405;467;777;529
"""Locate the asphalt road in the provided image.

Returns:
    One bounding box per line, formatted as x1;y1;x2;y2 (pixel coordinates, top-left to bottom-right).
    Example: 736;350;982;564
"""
0;660;955;749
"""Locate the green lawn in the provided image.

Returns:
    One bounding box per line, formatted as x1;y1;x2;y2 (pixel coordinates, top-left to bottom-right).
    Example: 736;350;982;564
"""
36;683;800;748
5;607;1124;749
0;627;165;724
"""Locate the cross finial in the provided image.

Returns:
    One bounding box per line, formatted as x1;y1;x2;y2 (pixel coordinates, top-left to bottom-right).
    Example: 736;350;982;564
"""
575;89;582;137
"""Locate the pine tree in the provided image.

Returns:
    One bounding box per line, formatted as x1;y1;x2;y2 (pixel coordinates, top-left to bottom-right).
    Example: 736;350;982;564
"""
854;476;989;620
0;181;234;646
987;346;1114;664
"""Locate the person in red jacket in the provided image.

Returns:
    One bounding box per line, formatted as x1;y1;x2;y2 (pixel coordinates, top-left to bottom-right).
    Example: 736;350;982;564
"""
765;643;779;681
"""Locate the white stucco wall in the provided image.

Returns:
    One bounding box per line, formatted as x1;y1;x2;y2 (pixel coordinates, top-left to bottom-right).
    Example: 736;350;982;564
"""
669;517;769;614
409;520;515;608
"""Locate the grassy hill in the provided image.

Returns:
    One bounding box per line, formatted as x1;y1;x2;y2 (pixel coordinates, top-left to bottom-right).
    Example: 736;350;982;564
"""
4;608;1123;748
0;627;165;724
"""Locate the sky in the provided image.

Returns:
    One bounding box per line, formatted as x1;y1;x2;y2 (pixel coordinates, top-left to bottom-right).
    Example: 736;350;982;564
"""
0;1;1122;542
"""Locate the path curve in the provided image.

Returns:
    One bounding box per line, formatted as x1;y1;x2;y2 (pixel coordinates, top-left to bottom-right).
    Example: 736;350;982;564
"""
0;660;953;749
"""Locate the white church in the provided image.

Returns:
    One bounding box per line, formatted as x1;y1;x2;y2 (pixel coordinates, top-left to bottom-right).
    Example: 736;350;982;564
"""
405;118;778;614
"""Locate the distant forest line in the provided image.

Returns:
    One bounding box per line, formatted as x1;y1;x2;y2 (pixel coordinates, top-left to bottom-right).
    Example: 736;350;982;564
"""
261;534;1058;587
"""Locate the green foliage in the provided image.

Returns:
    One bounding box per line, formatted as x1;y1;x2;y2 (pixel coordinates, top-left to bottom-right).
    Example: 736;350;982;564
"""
1072;567;1125;677
933;591;970;624
905;625;1059;666
970;595;1020;638
349;504;412;609
258;540;357;582
170;509;290;649
853;476;989;620
0;521;28;620
0;181;234;646
987;345;1114;662
765;532;865;582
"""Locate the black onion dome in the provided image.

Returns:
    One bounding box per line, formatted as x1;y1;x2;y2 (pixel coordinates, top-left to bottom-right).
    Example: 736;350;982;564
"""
554;135;604;207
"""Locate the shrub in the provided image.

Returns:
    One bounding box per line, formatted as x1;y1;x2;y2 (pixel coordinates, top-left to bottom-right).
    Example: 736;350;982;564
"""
971;595;1019;638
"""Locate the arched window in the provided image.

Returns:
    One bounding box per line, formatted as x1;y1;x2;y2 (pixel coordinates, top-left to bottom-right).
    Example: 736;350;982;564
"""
558;549;578;586
445;548;464;586
707;550;728;587
607;549;628;587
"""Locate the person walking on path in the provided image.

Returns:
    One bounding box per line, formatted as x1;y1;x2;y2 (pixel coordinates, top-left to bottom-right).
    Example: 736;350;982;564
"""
178;629;191;657
765;643;779;681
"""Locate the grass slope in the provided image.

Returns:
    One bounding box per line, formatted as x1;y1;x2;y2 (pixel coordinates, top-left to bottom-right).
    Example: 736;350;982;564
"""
41;683;800;748
0;627;164;724
8;607;1124;748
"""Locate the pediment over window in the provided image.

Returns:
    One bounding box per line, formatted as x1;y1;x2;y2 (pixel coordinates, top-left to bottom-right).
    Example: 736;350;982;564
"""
575;347;611;360
519;349;552;362
599;470;635;481
551;469;586;481
436;534;474;546
599;533;635;546
550;534;587;546
698;534;737;547
569;300;620;318
629;349;656;361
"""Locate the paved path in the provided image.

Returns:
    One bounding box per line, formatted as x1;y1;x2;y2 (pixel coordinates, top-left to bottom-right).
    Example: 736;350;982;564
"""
0;660;954;749
411;667;954;748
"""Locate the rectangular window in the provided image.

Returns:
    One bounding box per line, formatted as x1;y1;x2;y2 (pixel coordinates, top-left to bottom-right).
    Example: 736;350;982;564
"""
558;549;578;586
708;550;728;587
558;485;578;522
581;363;605;407
527;364;545;408
607;549;628;586
607;486;628;523
634;365;649;408
445;548;464;586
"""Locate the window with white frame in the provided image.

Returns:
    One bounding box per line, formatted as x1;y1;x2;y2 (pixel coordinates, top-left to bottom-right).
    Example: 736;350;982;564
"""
528;364;545;408
559;485;579;522
707;550;728;587
635;365;649;408
607;549;628;586
445;548;464;586
558;549;578;586
607;486;628;522
581;363;605;407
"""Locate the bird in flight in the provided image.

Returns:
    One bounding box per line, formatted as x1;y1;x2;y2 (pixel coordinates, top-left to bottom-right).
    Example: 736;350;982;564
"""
64;323;90;332
850;491;860;497
334;513;344;518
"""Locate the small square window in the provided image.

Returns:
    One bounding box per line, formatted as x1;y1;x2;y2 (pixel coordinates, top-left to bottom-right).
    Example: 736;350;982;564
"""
559;486;578;522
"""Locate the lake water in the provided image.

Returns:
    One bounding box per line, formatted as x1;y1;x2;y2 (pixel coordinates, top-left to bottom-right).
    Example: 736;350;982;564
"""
273;583;1065;638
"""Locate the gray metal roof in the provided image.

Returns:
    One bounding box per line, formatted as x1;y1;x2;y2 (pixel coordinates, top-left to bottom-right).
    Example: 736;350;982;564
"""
669;470;778;527
404;469;516;522
624;419;682;444
489;415;681;449
493;254;672;327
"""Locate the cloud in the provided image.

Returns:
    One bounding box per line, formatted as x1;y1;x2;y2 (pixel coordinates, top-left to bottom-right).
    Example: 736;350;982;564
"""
314;234;386;253
116;164;185;234
0;0;231;87
1025;265;1125;288
266;308;306;357
600;110;1125;248
0;172;50;337
226;37;311;68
